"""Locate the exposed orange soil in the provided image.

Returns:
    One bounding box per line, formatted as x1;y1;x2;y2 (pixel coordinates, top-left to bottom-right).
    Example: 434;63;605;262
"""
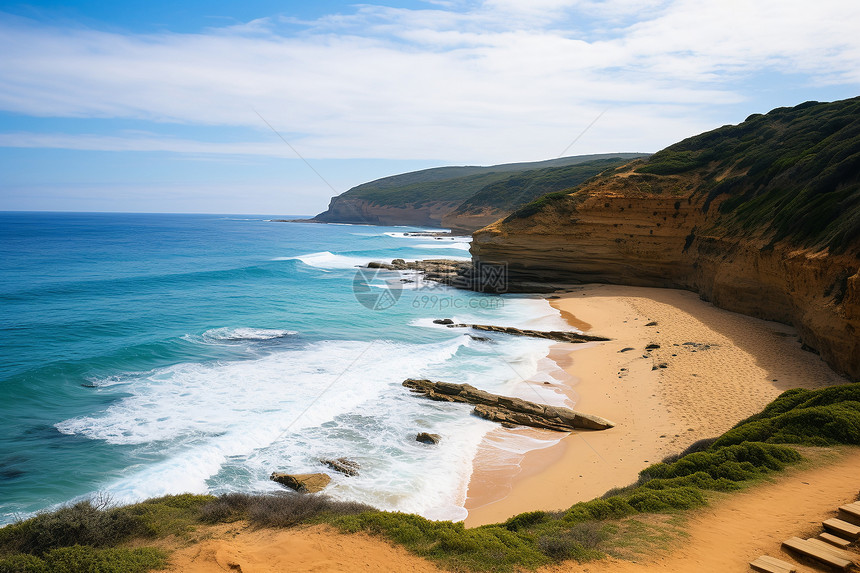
539;447;860;573
154;522;443;573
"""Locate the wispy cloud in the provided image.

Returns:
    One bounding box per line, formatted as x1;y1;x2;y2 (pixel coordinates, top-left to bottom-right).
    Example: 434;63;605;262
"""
0;132;292;156
0;0;858;163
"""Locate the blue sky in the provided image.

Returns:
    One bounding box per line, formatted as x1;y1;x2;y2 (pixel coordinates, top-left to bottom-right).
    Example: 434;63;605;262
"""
1;0;859;215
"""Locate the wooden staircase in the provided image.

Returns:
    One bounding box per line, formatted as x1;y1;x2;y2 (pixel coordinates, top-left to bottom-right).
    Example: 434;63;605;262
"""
751;495;860;572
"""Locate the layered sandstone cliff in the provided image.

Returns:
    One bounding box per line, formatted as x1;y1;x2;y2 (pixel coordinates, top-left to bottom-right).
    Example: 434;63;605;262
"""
314;196;461;227
473;98;860;380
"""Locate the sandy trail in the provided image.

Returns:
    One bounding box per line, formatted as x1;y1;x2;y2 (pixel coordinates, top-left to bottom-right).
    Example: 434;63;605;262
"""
464;284;847;526
539;447;860;572
154;523;443;573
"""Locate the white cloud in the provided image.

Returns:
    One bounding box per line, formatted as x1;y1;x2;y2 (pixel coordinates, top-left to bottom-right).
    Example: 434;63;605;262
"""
0;132;288;156
0;0;858;163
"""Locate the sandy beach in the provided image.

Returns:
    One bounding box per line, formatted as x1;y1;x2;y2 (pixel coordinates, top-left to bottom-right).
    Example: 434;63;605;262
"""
152;283;857;572
464;283;848;526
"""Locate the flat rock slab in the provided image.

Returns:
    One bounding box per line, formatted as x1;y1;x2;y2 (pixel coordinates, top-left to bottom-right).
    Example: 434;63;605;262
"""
320;458;360;477
270;472;331;493
403;378;614;432
443;323;609;343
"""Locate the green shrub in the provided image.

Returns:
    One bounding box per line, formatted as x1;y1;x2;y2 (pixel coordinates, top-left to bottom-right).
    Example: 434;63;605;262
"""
0;553;46;573
0;547;165;573
0;501;140;556
626;487;705;512
503;511;549;532
714;386;860;447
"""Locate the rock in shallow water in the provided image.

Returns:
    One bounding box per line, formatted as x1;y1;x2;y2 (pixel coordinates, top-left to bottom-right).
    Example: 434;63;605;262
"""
416;432;441;445
320;458;360;477
403;379;614;431
270;472;331;493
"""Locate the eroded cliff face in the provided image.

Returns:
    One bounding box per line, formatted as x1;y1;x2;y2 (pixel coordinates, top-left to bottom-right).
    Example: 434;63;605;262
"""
440;209;506;234
314;197;462;227
472;166;860;380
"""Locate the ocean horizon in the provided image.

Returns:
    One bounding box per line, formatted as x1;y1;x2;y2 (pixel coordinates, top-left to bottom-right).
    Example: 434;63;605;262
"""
0;211;573;524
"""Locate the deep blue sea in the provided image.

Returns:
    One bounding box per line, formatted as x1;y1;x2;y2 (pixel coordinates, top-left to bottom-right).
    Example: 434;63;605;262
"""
0;212;572;523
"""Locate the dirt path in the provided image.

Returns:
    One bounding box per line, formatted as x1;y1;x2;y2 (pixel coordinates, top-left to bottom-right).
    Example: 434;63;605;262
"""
540;447;860;572
154;522;443;573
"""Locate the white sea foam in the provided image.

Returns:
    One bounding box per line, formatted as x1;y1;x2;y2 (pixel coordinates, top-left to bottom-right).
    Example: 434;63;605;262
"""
410;297;575;333
54;329;561;521
281;251;371;269
201;327;297;342
280;250;471;269
411;242;471;250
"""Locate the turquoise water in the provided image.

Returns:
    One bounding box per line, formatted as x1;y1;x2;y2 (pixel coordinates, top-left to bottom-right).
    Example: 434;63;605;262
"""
0;212;571;523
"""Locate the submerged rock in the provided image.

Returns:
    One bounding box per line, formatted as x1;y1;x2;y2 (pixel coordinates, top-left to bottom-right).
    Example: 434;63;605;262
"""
433;318;454;325
403;379;614;432
416;432;441;445
270;472;331;493
320;458;360;477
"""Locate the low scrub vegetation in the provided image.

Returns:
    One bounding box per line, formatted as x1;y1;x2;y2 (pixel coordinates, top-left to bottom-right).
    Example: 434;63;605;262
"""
636;97;860;252
453;158;633;217
2;385;858;572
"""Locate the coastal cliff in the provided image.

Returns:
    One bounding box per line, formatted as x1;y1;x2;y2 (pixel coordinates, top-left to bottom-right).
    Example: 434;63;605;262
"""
472;98;860;379
310;154;645;230
315;196;461;226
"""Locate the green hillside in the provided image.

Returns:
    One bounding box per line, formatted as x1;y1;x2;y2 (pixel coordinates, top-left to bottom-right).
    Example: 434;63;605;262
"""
449;157;635;217
315;153;646;213
506;97;860;252
639;98;860;251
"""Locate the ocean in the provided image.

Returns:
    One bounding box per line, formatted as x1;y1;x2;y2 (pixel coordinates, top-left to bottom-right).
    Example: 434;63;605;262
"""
0;212;572;524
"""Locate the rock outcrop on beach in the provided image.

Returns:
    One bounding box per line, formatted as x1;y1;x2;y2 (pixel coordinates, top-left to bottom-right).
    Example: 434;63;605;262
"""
472;97;860;380
441;322;609;343
403;379;615;431
305;155;646;230
270;472;331;493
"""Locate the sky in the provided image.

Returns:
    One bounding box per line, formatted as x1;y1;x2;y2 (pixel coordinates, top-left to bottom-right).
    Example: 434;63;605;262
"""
1;1;859;215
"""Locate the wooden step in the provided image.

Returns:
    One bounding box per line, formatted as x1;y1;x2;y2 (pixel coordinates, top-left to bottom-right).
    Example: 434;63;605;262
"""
782;537;852;571
839;502;860;524
820;532;854;549
750;555;797;573
804;538;857;563
824;517;860;540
